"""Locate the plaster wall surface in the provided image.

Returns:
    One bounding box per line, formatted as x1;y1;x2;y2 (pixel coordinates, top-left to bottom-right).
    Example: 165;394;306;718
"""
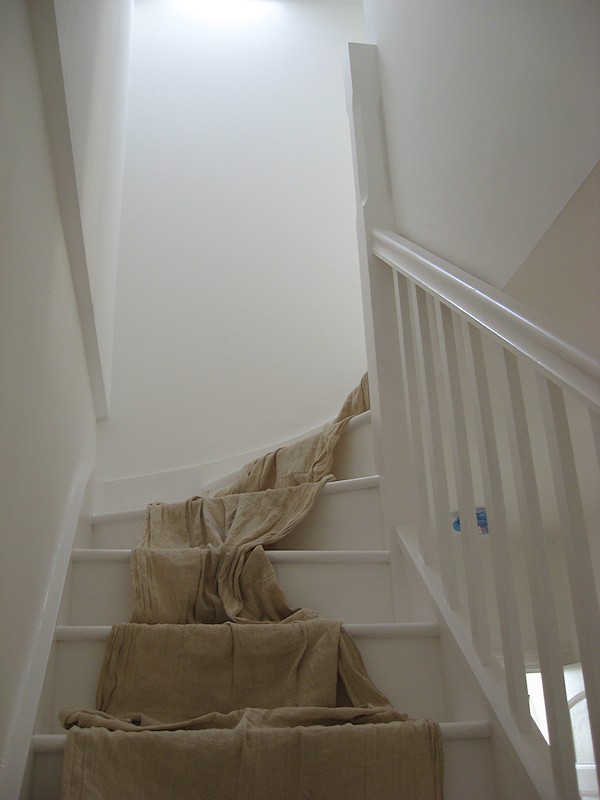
54;0;134;403
0;0;96;784
98;0;368;481
505;160;600;362
362;0;600;290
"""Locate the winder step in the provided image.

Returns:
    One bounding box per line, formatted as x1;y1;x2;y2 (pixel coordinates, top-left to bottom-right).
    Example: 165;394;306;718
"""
91;476;383;551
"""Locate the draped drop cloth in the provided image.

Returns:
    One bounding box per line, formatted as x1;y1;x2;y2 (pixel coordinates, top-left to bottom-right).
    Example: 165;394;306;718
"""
214;371;370;496
60;375;443;799
96;620;342;721
130;545;291;625
61;717;442;800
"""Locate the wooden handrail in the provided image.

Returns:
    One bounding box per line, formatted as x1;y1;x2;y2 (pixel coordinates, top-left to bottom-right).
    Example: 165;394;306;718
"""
371;228;600;415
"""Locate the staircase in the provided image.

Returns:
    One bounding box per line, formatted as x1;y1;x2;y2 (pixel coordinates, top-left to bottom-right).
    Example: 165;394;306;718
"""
26;409;506;799
20;40;598;800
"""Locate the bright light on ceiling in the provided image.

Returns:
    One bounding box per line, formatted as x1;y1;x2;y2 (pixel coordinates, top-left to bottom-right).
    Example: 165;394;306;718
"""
173;0;275;25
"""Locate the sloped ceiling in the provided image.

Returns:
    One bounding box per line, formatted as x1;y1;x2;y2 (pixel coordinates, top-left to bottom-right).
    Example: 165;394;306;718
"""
364;0;600;289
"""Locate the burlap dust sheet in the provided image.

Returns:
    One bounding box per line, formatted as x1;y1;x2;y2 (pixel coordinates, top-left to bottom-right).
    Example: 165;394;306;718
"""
60;375;444;799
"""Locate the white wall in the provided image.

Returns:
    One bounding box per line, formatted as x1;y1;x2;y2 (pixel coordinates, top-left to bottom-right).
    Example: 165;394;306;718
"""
505;160;600;362
54;0;134;404
0;0;96;792
97;0;367;482
362;0;600;289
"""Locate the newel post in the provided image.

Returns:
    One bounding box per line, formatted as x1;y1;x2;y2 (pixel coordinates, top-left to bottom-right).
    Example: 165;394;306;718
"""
345;43;411;545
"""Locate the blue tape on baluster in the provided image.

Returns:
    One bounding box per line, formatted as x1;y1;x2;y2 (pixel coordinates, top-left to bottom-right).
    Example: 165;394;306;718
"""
452;507;488;534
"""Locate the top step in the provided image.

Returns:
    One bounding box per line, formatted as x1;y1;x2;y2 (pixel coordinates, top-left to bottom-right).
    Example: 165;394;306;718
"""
205;411;376;493
92;412;375;518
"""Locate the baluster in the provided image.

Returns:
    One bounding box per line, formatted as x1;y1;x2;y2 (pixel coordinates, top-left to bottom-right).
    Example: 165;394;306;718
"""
461;321;530;731
436;303;493;664
537;375;600;775
590;409;600;473
393;271;433;563
500;350;578;799
408;284;458;607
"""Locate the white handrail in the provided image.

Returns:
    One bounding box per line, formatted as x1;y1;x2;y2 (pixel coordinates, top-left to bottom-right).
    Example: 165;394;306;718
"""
372;227;600;796
371;228;600;414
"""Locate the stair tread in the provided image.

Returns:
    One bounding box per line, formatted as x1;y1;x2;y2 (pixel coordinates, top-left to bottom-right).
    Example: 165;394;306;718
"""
32;720;492;753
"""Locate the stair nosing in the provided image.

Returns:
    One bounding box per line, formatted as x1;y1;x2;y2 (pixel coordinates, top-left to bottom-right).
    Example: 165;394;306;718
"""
91;476;381;526
342;409;371;432
32;719;491;753
438;721;493;740
72;548;391;564
267;549;390;564
54;622;440;642
321;475;379;495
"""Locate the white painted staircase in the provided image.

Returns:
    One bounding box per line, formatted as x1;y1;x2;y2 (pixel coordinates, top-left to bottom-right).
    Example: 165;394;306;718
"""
28;411;503;799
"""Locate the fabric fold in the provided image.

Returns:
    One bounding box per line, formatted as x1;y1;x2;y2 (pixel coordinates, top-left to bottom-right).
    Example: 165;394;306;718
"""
96;621;342;723
131;545;292;624
140;480;328;551
61;704;407;734
61;715;443;800
216;422;345;495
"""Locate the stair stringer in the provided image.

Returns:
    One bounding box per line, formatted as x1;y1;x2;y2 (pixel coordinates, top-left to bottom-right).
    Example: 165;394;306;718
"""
372;464;537;799
15;473;94;800
395;526;552;799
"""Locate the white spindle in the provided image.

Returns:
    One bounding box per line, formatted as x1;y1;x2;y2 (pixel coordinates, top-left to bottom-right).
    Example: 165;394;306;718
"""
393;271;434;563
461;321;531;731
537;374;600;775
501;350;578;799
590;409;600;473
435;302;493;663
409;284;459;608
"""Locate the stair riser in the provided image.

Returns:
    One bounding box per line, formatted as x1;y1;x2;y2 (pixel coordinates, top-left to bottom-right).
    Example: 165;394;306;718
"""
30;734;493;800
272;486;383;551
331;417;375;480
442;738;496;799
43;633;446;736
67;560;394;626
91;486;382;551
91;517;141;549
30;754;60;800
274;561;392;623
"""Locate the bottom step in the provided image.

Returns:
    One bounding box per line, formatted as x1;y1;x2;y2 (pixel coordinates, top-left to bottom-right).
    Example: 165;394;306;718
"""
29;723;494;800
